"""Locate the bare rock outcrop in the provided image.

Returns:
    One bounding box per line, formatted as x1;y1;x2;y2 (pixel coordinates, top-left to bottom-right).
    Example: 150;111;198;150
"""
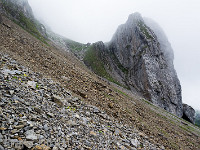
182;104;195;124
90;13;183;117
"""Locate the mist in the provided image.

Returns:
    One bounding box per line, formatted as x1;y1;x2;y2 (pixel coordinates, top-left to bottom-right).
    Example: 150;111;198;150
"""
28;0;200;110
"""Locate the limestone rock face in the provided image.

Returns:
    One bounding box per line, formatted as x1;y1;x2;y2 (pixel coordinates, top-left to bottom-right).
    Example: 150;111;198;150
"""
0;0;34;19
0;0;47;38
182;104;195;124
93;13;183;117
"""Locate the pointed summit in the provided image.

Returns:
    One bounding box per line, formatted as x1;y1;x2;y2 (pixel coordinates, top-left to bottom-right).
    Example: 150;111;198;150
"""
127;12;143;23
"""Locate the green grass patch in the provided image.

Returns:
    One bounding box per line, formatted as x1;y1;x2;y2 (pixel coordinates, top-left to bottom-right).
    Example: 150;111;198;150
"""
84;45;121;85
64;39;87;52
114;88;129;97
138;21;153;39
110;52;128;74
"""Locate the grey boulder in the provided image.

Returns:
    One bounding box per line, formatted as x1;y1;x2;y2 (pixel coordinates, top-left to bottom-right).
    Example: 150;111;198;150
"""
182;104;195;124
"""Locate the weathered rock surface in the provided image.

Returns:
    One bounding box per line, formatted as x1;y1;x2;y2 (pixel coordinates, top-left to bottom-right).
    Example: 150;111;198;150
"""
90;13;183;117
0;0;34;19
0;0;47;38
0;14;2;23
182;104;195;124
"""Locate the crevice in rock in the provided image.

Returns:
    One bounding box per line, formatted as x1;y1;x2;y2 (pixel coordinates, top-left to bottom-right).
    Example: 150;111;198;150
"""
182;112;192;123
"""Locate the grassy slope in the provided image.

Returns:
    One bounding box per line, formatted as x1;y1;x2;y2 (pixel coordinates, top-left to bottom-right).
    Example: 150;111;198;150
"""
64;38;87;52
83;45;121;85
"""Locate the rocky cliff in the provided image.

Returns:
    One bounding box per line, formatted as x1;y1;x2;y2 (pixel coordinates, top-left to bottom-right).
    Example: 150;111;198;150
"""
84;13;195;121
0;0;47;42
182;104;195;124
111;13;183;117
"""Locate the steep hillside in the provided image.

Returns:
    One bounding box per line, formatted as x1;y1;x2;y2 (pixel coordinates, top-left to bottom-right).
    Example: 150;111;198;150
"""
0;1;200;149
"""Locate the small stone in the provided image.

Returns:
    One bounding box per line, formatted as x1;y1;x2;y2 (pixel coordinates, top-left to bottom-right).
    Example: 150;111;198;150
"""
93;107;100;113
14;125;24;129
138;132;145;137
108;102;114;108
61;76;70;81
47;112;54;118
52;146;59;150
27;81;37;89
75;91;87;98
11;129;18;134
8;125;13;130
23;141;34;149
38;135;44;140
0;103;6;107
27;121;35;127
12;95;24;102
9;90;14;95
32;145;43;150
51;95;64;107
18;137;22;141
90;131;97;136
0;145;4;150
43;124;49;131
34;107;43;114
85;111;90;116
114;128;121;135
67;120;77;126
25;130;37;140
0;127;7;131
130;138;140;147
32;144;51;150
75;114;80;119
160;145;165;149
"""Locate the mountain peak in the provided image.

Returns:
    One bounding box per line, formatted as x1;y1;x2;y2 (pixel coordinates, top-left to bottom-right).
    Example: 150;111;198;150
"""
127;12;143;23
93;12;185;118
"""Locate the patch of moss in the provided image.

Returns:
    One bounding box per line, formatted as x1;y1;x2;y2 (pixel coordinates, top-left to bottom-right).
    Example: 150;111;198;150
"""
195;122;200;128
84;45;121;85
64;39;87;52
16;13;48;45
138;21;153;39
114;88;129;97
110;52;128;75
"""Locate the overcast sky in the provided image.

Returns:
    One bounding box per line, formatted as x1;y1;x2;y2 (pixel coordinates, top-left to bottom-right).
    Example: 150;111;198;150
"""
28;0;200;110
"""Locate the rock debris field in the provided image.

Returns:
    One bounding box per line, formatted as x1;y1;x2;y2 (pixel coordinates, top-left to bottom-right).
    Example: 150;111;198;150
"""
0;53;164;150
